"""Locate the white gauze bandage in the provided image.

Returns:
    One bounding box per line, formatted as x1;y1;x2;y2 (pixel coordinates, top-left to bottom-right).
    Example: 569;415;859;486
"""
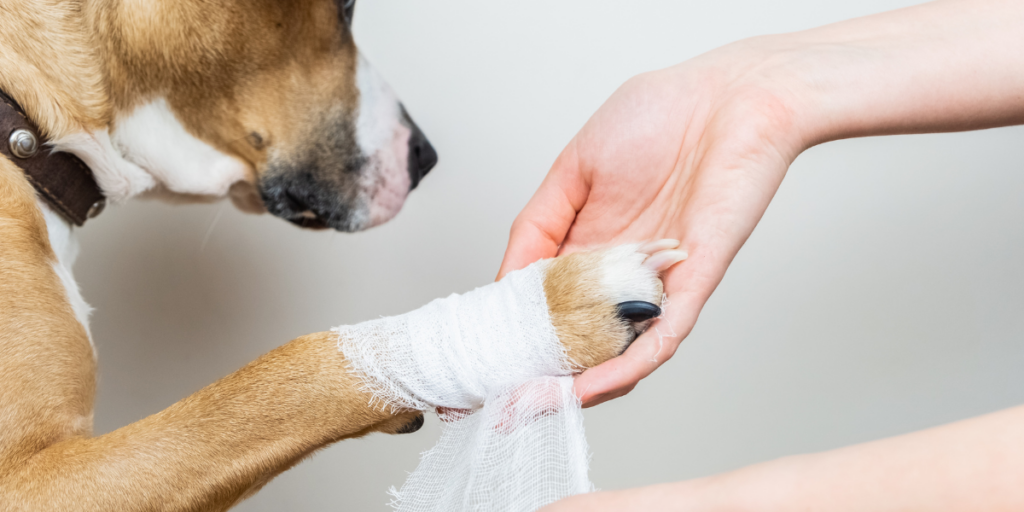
335;260;594;511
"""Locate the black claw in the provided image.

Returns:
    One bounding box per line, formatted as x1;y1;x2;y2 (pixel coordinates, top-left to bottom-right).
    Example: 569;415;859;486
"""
616;301;662;323
396;413;425;434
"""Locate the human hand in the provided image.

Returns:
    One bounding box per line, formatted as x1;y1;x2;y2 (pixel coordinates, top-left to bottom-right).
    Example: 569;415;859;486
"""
508;0;1024;509
499;0;1024;408
497;38;811;407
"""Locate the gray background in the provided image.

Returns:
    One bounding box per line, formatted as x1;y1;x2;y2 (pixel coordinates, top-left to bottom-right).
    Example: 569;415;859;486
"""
76;0;1024;509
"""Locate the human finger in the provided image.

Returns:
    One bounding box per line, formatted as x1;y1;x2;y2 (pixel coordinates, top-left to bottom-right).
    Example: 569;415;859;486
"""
575;277;704;407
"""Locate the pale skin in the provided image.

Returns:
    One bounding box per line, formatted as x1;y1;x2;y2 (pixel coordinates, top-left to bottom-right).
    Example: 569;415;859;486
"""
494;0;1024;509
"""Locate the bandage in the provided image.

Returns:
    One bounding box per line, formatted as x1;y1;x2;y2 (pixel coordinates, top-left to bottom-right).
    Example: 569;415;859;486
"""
335;260;594;511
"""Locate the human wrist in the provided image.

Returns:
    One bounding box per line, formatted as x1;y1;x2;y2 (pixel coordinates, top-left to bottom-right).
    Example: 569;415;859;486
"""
703;32;870;153
734;0;1024;146
661;33;827;159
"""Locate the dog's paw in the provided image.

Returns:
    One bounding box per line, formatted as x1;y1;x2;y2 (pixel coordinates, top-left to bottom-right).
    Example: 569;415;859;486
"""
542;241;686;369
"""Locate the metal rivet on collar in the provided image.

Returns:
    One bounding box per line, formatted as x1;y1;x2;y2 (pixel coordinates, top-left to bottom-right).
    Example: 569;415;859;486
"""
9;128;39;159
87;198;106;219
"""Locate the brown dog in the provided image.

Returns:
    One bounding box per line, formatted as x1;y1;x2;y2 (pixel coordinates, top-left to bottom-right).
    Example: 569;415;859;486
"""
0;1;675;510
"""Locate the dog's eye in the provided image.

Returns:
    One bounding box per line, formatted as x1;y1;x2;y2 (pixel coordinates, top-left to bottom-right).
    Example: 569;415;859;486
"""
341;0;356;26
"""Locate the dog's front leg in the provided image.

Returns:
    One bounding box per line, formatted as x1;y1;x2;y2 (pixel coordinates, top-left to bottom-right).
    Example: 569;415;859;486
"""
0;329;422;512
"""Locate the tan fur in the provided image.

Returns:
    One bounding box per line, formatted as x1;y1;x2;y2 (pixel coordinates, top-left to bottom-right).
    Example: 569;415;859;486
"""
545;252;633;369
0;2;109;137
0;0;360;174
0;2;643;509
94;0;361;169
0;158;96;467
545;249;665;369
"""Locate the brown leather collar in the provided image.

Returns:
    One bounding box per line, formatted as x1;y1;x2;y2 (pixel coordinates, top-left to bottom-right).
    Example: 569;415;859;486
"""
0;89;105;226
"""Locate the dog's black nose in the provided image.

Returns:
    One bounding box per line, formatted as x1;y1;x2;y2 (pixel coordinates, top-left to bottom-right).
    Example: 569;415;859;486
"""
401;106;438;189
409;127;438;186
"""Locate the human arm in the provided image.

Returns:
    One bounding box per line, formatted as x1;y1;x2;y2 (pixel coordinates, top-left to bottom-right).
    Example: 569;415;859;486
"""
498;0;1024;407
541;403;1024;511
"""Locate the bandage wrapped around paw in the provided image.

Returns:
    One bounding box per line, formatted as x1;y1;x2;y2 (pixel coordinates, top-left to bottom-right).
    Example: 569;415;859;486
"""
335;260;591;512
336;242;681;511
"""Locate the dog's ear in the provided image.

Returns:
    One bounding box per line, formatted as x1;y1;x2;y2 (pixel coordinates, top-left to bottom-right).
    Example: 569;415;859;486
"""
337;0;356;26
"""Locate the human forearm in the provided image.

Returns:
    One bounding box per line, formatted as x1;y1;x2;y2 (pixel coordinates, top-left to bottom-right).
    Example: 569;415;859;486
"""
757;0;1024;145
501;0;1024;408
725;403;1024;511
547;404;1024;511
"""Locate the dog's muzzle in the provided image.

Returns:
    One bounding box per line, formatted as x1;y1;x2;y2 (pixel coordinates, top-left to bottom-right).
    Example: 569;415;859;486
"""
260;107;438;232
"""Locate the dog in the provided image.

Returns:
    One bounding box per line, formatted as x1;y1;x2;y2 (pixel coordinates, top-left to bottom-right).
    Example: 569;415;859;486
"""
0;1;676;510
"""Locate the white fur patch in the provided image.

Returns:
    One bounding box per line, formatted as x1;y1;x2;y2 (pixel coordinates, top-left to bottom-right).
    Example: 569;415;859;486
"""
52;98;249;202
111;98;249;197
37;199;94;352
355;54;402;157
599;244;662;304
52;129;155;202
355;54;413;227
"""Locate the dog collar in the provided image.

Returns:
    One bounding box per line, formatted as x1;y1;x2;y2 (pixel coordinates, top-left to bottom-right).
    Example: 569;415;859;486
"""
0;89;105;226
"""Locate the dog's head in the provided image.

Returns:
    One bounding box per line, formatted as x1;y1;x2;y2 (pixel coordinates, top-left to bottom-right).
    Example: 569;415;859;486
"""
104;0;436;231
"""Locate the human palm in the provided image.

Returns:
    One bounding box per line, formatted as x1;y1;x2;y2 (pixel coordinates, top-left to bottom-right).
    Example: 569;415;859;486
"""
499;53;806;406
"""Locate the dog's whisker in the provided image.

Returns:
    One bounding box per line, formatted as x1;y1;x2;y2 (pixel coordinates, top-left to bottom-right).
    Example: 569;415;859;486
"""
200;204;227;252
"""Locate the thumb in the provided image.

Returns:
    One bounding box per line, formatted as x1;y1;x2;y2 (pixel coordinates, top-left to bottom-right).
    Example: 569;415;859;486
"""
497;146;588;280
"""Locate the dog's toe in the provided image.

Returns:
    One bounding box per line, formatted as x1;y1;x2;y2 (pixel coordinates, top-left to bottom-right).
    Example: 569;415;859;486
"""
543;242;684;369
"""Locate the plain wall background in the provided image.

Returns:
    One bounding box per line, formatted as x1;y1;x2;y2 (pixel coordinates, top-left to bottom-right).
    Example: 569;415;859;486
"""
75;0;1024;509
